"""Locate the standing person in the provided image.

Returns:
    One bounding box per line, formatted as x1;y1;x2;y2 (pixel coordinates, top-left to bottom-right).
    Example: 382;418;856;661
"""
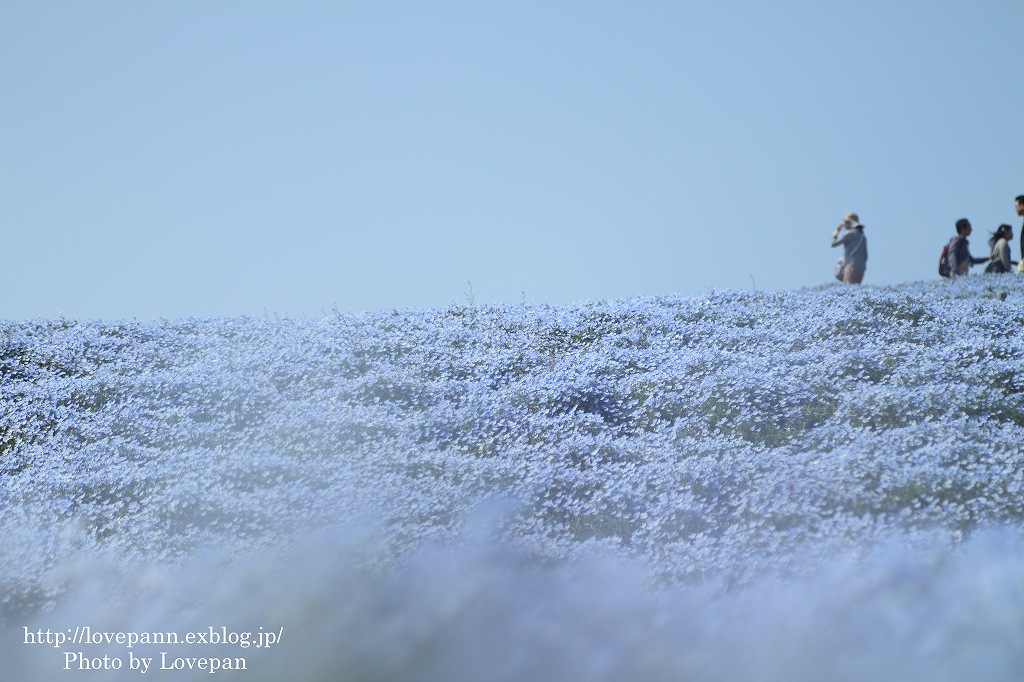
1015;195;1024;273
831;212;868;284
946;218;988;278
1016;195;1024;253
985;224;1016;273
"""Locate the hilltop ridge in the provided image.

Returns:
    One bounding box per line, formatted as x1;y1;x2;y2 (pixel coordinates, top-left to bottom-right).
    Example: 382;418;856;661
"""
3;275;1024;680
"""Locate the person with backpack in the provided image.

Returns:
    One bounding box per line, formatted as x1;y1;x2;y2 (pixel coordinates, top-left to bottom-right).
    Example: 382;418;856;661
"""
831;212;868;284
984;223;1016;274
941;218;988;278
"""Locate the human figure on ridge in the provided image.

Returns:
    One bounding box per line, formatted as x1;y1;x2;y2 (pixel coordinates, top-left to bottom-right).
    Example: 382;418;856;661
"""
945;218;988;278
985;223;1016;274
831;212;868;284
1015;195;1024;273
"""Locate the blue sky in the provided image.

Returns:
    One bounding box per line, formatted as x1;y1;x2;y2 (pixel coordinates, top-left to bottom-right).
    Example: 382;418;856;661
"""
2;0;1022;320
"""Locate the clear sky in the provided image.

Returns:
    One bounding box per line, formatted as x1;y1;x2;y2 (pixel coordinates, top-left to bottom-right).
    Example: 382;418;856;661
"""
2;0;1022;320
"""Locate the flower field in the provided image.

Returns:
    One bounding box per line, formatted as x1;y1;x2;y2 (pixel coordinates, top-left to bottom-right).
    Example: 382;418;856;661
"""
3;276;1024;680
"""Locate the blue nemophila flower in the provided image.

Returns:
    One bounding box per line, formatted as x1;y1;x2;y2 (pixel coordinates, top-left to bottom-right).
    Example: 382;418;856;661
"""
2;276;1024;627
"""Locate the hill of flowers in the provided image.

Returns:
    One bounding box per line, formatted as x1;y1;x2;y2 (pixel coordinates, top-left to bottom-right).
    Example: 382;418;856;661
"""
3;275;1024;680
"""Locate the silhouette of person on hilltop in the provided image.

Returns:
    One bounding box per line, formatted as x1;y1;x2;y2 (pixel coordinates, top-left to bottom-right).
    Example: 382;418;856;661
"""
831;212;868;284
1015;195;1024;273
985;223;1016;274
945;218;989;278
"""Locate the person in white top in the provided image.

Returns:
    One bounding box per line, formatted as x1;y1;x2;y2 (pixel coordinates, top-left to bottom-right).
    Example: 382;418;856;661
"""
985;223;1016;274
831;212;868;284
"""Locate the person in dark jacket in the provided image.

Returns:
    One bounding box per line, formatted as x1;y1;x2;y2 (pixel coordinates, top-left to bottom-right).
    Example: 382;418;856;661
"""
1016;195;1024;272
948;218;989;277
